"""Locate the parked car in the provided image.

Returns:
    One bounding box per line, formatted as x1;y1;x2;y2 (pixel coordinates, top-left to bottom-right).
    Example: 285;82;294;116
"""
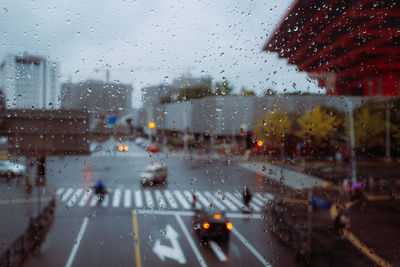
140;164;167;186
0;160;26;178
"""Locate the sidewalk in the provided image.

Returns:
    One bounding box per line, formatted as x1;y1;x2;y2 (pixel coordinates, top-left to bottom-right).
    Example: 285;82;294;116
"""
0;179;54;257
237;157;399;266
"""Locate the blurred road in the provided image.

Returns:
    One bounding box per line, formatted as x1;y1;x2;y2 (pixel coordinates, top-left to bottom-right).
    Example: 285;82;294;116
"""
24;139;297;267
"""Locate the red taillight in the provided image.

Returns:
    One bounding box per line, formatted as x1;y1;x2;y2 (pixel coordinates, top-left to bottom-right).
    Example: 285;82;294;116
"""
226;222;233;230
203;222;210;229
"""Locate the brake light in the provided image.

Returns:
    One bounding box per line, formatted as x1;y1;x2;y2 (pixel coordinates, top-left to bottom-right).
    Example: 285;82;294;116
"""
226;222;233;230
213;214;221;220
203;222;210;229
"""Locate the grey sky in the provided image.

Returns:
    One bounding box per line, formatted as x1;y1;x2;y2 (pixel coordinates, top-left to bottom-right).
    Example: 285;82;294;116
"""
1;0;321;107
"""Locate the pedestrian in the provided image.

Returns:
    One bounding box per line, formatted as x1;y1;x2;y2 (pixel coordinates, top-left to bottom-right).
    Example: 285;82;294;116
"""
334;212;349;239
242;185;252;208
192;193;198;208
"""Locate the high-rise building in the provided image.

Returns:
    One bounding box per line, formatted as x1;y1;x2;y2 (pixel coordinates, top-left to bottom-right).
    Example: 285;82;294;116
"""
0;53;60;109
61;80;133;115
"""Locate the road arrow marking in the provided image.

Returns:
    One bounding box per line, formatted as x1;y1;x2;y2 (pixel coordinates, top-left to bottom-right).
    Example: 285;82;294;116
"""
152;224;186;264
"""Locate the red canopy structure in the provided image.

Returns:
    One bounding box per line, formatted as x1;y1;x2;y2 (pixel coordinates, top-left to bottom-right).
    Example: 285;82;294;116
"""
263;0;399;96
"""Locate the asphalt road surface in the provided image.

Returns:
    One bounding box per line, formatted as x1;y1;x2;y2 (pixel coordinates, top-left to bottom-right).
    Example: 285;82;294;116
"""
26;139;297;267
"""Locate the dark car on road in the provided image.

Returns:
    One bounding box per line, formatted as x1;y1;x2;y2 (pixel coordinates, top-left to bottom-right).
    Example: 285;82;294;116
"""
192;209;232;243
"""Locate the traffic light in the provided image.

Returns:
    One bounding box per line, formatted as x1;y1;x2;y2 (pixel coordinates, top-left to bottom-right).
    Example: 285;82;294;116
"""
148;121;156;129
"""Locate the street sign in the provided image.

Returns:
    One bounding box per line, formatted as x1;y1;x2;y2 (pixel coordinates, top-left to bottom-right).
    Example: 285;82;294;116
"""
152;224;186;264
108;116;117;124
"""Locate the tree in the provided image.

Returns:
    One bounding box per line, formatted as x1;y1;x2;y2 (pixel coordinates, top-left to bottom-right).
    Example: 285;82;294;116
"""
255;108;291;144
239;87;256;96
177;85;214;101
354;104;385;150
263;88;277;96
214;79;233;96
297;106;341;146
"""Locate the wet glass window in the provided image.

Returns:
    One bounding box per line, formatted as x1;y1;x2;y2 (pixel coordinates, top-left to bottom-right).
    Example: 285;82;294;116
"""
0;1;399;266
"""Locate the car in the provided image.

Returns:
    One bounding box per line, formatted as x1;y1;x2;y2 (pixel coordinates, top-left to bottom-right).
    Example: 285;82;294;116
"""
117;144;129;152
148;145;159;153
192;209;232;243
140;164;167;186
0;160;26;178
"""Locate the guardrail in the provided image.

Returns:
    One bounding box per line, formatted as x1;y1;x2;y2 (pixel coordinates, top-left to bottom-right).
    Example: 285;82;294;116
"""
0;197;56;267
266;199;309;256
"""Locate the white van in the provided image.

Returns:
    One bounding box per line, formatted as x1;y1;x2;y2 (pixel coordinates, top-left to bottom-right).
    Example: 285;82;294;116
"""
140;164;167;186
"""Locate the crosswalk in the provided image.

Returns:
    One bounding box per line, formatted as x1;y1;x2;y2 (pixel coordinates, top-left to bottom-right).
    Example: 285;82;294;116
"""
55;187;275;212
91;150;150;158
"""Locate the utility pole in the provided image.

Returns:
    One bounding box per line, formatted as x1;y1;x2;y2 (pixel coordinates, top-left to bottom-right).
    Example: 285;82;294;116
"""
385;106;391;161
348;100;357;184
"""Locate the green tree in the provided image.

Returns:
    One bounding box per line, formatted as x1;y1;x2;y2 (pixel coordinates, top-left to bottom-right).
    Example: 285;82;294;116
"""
215;79;233;96
297;105;341;145
239;87;256;96
177;85;214;101
255;108;291;144
263;88;277;96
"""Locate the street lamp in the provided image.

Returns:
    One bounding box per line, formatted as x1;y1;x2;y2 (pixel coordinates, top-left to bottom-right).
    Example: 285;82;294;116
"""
347;100;357;185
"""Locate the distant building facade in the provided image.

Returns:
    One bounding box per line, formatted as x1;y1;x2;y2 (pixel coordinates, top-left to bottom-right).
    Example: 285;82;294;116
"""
141;84;179;106
0;53;60;109
61;80;133;116
141;75;212;106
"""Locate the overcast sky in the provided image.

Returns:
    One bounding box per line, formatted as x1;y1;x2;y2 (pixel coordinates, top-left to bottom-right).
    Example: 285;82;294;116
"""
0;0;321;107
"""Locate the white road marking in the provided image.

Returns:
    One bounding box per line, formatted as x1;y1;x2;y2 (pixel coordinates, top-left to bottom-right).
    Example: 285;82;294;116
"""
225;192;261;212
255;193;274;202
231;227;271;267
164;190;178;209
101;191;110;207
215;192;238;211
183;190;202;209
78;189;92;207
65;217;89;267
154;190;167;209
56;188;64;196
133;209;264;219
195;191;212;209
89;195;100;207
209;241;228;262
224;192;244;208
174;214;208;267
144;190;154;209
112;189;122;208
251;196;265;206
135;190;143;208
67;189;84;207
203;191;226;211
124;189;131;208
173;190;191;210
60;188;74;202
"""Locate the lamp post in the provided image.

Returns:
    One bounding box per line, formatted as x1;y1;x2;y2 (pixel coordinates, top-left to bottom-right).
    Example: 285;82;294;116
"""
348;100;357;184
